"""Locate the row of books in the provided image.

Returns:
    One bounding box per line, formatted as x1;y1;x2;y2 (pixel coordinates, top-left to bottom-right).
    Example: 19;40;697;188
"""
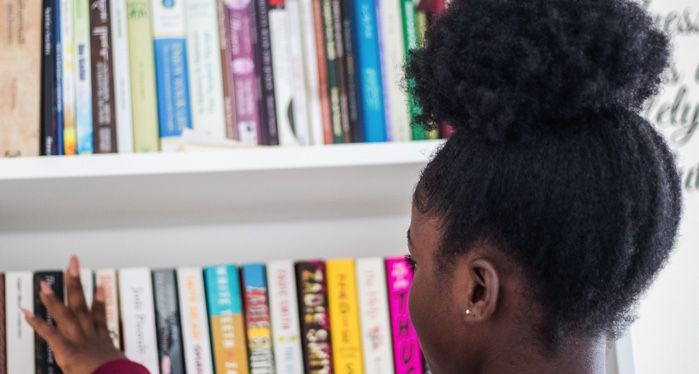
0;0;450;158
1;257;429;373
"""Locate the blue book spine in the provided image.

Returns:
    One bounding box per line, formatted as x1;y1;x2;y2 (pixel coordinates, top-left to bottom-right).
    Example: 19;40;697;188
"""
353;0;387;142
204;265;244;317
55;0;64;155
153;38;192;146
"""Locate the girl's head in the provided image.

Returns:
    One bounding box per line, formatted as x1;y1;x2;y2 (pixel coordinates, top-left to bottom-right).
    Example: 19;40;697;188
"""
405;0;681;370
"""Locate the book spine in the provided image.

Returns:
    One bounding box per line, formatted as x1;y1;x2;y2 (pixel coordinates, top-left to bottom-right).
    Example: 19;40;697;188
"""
61;0;77;155
298;0;324;145
285;0;312;146
267;260;304;374
295;260;333;373
242;264;276;373
414;10;437;140
332;0;352;142
311;0;332;144
339;0;360;142
73;0;94;154
353;0;387;142
378;0;410;142
252;0;279;145
118;268;159;373
185;0;227;140
177;267;214;373
5;272;35;374
204;265;250;374
41;0;58;155
327;259;364;374
356;258;394;374
79;268;94;307
221;0;260;145
320;0;343;143
151;0;192;151
89;0;117;153
111;0;134;153
216;0;238;140
94;269;121;349
55;0;64;155
126;0;159;152
386;257;423;373
268;0;297;145
399;0;425;141
0;274;5;372
33;271;64;374
153;269;186;374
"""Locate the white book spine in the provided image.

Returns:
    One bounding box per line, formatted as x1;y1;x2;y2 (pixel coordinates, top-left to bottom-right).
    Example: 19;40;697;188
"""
285;0;311;146
118;268;159;373
5;272;35;374
177;267;214;373
95;269;121;349
269;8;298;146
267;260;304;374
356;258;395;374
184;0;226;139
79;268;94;308
111;0;134;153
298;0;324;145
379;0;410;142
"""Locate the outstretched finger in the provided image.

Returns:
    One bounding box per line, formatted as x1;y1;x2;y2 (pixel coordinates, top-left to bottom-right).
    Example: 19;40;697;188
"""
91;286;109;337
65;256;92;333
39;281;82;339
23;309;68;352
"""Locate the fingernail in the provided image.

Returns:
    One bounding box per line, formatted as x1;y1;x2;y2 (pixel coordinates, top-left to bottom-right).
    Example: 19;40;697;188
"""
95;286;105;303
22;308;33;319
69;256;79;278
40;281;53;296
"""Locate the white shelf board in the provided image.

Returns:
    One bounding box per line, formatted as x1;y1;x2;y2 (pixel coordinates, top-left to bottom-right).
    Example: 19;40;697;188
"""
0;141;443;231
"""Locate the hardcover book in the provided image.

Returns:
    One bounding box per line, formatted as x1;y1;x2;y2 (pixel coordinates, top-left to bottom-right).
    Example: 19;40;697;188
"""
41;0;58;155
356;258;394;374
111;0;134;153
267;260;304;374
153;269;186;374
0;0;42;157
327;259;364;374
5;272;35;374
119;268;159;373
386;257;423;373
34;271;64;374
295;260;333;373
204;265;250;374
74;0;94;154
177;267;214;373
252;0;280;145
61;0;77;155
89;0;117;153
242;264;276;373
95;269;121;349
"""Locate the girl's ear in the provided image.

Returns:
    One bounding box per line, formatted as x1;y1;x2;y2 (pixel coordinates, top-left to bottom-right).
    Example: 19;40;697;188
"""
458;256;500;325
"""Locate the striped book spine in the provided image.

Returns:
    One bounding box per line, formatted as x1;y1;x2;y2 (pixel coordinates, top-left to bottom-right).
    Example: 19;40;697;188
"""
177;267;214;373
205;265;250;374
61;0;77;154
73;0;93;154
295;260;333;373
95;269;121;349
242;264;276;373
151;0;192;151
267;260;304;374
327;259;364;374
111;0;134;153
356;258;394;374
153;269;186;374
386;257;423;373
119;268;159;373
5;272;35;374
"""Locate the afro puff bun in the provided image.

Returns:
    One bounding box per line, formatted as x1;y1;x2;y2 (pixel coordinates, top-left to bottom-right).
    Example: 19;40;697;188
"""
406;0;670;140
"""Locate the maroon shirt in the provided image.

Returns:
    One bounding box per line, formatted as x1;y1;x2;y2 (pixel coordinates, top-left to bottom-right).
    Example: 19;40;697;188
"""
93;359;150;374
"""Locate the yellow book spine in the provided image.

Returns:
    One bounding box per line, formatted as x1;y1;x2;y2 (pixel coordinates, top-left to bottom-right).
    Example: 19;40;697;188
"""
211;314;249;374
327;259;364;374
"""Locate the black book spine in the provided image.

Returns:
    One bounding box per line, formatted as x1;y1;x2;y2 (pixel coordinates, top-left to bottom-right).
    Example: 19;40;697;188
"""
89;0;117;153
0;273;5;372
295;261;333;373
34;271;64;374
152;270;186;374
333;0;353;143
339;0;361;143
252;0;279;145
40;0;57;155
320;0;343;143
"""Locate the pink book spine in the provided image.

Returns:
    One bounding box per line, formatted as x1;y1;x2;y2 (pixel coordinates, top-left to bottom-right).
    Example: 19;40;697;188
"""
385;257;423;374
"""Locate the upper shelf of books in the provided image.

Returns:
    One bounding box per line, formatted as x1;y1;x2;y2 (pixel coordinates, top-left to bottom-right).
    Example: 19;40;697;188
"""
0;141;443;232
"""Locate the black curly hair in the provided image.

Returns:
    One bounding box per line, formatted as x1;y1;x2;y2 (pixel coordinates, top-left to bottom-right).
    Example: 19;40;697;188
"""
406;0;682;347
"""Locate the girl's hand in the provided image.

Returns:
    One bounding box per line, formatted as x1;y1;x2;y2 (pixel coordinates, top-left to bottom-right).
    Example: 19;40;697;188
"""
23;256;126;374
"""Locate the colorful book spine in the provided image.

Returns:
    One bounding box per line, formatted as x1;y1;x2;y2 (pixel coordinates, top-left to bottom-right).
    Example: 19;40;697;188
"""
311;0;332;144
111;0;134;153
153;269;186;374
268;0;297;145
55;0;64;155
399;0;420;140
353;0;387;142
185;0;227;140
79;268;94;307
0;274;5;372
177;267;215;373
267;260;304;374
204;265;250;374
221;0;260;145
216;0;237;140
298;0;324;145
253;0;280;145
5;272;35;374
339;0;360;142
61;0;77;155
151;0;192;151
126;0;160;152
118;268;159;373
95;269;121;349
41;0;58;155
34;271;64;374
242;264;276;373
295;260;333;373
356;258;394;374
73;0;93;154
285;0;312;146
320;0;343;143
327;259;364;374
90;0;117;153
415;10;437;140
386;257;423;373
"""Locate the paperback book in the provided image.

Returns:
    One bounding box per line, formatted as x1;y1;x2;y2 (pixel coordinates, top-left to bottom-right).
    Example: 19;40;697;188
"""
296;260;333;373
242;264;276;373
267;260;304;374
5;272;35;374
153;269;186;374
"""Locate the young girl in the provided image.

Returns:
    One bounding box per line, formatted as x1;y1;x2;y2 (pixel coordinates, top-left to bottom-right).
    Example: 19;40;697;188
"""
25;0;681;372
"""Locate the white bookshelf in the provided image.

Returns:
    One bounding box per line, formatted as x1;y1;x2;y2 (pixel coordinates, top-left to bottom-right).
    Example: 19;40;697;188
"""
0;140;442;271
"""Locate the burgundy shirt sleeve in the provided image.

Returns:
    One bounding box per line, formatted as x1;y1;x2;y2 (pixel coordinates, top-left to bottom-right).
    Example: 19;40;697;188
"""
93;359;151;374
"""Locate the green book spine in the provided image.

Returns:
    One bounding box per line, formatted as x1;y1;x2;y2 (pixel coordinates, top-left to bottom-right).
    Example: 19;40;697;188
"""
126;0;160;152
415;10;437;140
399;0;425;140
321;0;344;143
